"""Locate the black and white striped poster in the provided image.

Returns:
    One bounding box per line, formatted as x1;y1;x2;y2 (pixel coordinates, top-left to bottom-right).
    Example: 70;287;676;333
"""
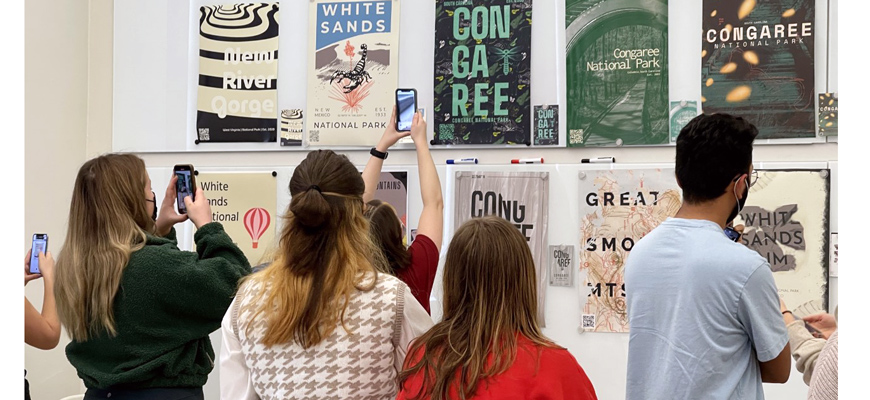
197;3;280;143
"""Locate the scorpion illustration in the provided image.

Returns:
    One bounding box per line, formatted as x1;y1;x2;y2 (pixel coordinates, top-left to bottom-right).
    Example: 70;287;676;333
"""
330;43;372;93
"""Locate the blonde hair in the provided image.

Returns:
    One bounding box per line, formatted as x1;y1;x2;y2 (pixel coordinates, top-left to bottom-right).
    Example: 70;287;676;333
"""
242;150;386;348
399;216;556;400
55;154;155;341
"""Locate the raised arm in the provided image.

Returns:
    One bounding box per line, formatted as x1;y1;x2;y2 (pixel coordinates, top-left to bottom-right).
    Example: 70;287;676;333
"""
410;112;444;251
363;106;410;204
24;251;61;350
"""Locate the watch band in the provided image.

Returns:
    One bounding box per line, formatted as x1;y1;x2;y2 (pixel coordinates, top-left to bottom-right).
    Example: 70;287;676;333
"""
370;147;388;160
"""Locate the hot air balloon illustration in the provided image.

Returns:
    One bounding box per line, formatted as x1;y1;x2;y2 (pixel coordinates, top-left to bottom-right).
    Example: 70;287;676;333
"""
243;207;271;249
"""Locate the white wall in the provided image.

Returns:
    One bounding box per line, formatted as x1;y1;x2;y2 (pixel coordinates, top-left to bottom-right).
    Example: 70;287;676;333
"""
37;1;839;399
24;0;90;399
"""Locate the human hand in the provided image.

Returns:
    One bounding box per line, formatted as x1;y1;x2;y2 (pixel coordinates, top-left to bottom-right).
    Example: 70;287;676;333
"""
410;111;427;145
376;106;411;152
37;251;55;283
24;249;41;286
184;186;213;228
803;313;837;339
155;175;190;236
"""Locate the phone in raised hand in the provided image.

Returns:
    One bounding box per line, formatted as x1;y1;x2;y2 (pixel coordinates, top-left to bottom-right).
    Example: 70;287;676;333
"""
30;234;48;274
173;164;196;214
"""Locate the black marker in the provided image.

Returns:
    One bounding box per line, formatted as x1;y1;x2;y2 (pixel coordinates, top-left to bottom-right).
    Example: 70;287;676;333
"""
581;157;616;164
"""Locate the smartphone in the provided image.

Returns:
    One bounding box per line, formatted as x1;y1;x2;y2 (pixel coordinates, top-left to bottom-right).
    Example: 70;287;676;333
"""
723;226;741;242
173;164;196;214
805;322;824;338
30;234;48;274
395;88;417;132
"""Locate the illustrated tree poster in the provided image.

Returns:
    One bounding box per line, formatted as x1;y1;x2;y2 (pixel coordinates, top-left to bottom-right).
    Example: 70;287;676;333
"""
197;4;280;143
565;0;669;147
307;0;400;146
737;170;829;312
373;171;409;244
434;0;533;145
455;171;549;324
194;171;277;266
702;0;815;139
578;168;682;332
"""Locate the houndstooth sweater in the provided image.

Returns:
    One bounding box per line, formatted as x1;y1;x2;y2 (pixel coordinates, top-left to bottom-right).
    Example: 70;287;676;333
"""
219;272;433;400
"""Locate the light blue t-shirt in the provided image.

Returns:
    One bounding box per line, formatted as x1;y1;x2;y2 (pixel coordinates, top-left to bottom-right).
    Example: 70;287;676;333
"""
624;218;788;400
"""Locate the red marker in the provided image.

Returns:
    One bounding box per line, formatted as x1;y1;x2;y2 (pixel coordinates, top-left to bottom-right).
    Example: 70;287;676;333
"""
511;158;544;164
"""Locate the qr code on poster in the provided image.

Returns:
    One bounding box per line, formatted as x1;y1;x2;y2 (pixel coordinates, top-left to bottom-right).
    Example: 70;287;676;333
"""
582;314;595;329
198;128;210;141
309;130;319;143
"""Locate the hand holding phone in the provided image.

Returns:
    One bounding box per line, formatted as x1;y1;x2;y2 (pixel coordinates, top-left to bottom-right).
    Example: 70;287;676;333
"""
173;165;196;214
395;89;417;132
29;234;48;274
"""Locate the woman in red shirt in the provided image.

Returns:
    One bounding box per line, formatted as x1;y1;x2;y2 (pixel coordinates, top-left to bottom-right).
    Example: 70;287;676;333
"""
362;108;443;314
397;216;598;400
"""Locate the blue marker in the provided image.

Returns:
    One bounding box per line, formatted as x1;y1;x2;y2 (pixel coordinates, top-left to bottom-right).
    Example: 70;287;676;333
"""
447;158;479;164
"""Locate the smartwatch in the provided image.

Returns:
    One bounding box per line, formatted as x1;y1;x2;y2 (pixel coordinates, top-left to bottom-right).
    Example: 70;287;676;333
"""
370;147;388;160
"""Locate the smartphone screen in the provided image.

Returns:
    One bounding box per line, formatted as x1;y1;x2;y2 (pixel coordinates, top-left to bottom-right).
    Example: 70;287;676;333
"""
396;89;417;131
174;167;195;214
723;227;741;242
30;234;48;274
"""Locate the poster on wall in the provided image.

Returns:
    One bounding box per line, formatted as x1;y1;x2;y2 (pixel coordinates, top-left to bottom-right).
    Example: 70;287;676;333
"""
372;171;409;244
578;168;682;332
194;171;277;266
433;0;533;145
196;4;280;143
534;105;559;146
280;109;303;146
818;93;837;136
701;0;815;139
306;0;400;146
455;171;549;324
565;0;669;147
737;169;829;312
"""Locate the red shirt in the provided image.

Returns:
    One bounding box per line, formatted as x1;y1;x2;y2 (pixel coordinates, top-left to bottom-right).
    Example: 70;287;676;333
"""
397;234;439;314
397;336;598;400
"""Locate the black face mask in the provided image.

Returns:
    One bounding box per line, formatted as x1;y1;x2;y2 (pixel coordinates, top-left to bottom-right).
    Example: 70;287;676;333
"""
727;179;749;225
147;191;157;221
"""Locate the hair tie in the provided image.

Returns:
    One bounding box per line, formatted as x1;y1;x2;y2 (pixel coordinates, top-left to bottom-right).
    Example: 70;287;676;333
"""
308;185;322;193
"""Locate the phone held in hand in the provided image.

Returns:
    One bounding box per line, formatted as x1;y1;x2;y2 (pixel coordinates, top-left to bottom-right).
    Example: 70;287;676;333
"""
173;164;196;214
30;234;48;274
395;88;417;132
723;226;741;242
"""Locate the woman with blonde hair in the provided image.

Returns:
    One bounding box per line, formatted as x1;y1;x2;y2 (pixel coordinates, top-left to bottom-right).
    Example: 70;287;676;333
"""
398;216;598;400
220;149;433;400
55;153;251;400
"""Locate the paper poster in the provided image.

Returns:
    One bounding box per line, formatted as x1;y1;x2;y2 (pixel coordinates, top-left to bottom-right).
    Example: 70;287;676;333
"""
434;0;533;145
701;0;815;139
280;109;303;146
549;245;574;287
455;171;549;324
819;93;837;136
372;171;409;244
306;0;400;146
578;168;682;332
534;105;559;146
738;170;830;312
196;4;280;143
566;0;669;147
195;172;277;266
669;101;698;143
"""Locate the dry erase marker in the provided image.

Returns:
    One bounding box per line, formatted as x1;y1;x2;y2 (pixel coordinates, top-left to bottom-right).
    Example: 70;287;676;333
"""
447;158;478;164
511;158;544;164
581;157;616;164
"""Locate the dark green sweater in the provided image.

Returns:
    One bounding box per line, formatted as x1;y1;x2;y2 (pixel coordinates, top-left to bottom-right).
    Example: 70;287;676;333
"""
65;222;251;390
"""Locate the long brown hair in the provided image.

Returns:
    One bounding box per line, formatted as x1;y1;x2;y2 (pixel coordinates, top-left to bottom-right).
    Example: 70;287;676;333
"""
365;199;411;275
243;150;386;348
399;216;556;400
55;154;155;341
